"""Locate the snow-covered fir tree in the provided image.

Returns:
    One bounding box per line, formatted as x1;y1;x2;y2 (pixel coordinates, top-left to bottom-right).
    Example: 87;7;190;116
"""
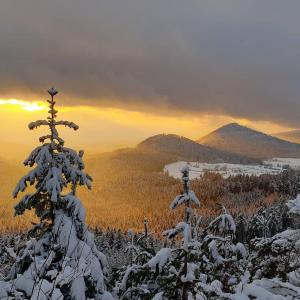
111;164;202;300
160;165;201;300
0;88;113;299
112;166;201;300
200;205;247;297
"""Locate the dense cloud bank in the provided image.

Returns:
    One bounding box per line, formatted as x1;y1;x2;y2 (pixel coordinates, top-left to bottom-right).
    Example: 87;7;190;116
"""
1;1;300;126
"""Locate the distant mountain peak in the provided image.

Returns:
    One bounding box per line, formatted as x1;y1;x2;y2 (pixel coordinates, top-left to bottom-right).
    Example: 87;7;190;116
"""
219;122;241;129
198;123;300;159
214;123;260;134
138;133;189;147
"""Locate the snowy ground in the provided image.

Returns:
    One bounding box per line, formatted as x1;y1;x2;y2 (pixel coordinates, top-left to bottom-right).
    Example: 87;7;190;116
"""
164;158;300;179
265;158;300;170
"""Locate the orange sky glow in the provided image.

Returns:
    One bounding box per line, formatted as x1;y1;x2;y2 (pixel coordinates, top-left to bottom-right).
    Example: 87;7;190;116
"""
0;98;293;161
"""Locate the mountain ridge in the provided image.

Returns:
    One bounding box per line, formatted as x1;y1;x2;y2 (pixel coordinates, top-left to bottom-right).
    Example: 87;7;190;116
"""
273;129;300;144
198;123;300;159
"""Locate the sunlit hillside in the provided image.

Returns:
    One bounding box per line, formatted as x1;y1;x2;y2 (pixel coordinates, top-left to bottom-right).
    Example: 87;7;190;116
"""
0;146;294;235
0;148;181;233
1;127;298;234
0;159;36;232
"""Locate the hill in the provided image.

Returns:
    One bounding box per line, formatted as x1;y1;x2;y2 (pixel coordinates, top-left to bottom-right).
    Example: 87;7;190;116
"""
198;123;300;159
273;129;300;144
138;134;259;164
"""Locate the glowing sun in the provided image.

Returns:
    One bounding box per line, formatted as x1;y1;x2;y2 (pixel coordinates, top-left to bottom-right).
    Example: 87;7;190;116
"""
0;99;47;112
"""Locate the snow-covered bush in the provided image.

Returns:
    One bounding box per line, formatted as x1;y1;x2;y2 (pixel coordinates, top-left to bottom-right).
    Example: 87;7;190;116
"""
248;194;300;288
287;194;300;228
0;88;112;299
247;201;291;242
249;229;300;284
111;220;158;299
231;275;300;300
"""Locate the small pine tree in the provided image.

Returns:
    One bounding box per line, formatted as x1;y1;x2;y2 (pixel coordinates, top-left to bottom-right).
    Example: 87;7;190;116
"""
0;88;112;299
235;213;248;243
135;218;156;264
113;167;201;300
200;205;247;294
159;165;201;299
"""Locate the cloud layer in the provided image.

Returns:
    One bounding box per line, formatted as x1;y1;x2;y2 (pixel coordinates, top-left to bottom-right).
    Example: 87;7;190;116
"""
1;0;300;127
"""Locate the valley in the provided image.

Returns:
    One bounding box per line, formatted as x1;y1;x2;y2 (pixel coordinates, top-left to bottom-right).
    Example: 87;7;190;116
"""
1;123;300;234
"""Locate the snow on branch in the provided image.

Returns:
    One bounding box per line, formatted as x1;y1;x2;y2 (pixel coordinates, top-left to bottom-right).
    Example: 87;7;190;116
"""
144;248;172;271
170;164;200;210
13;168;40;198
208;206;236;237
28;120;49;130
163;222;192;247
170;190;200;210
24;145;52;167
45;167;66;202
120;265;139;290
55;120;79;130
39;135;53;143
64;194;86;222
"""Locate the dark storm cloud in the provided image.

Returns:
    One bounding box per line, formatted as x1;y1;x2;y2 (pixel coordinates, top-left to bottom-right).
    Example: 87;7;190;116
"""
1;0;300;127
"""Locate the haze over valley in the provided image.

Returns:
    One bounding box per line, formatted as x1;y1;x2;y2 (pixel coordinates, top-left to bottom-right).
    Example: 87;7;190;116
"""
1;122;300;234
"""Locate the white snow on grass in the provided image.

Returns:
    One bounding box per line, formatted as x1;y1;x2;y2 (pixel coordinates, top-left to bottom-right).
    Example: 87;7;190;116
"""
164;158;300;179
265;157;300;170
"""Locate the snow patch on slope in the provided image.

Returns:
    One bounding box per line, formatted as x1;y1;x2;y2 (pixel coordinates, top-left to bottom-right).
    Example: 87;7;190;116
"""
164;158;300;179
165;161;279;179
266;158;300;170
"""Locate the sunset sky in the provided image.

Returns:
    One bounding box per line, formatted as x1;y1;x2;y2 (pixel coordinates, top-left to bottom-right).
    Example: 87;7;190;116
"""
1;1;300;159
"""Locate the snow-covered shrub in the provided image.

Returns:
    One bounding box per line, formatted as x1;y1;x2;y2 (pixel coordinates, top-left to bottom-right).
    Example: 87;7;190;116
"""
95;229;132;272
0;88;112;299
247;200;291;242
249;229;300;284
248;194;300;288
231;275;300;300
287;194;300;228
111;220;158;299
0;234;24;280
